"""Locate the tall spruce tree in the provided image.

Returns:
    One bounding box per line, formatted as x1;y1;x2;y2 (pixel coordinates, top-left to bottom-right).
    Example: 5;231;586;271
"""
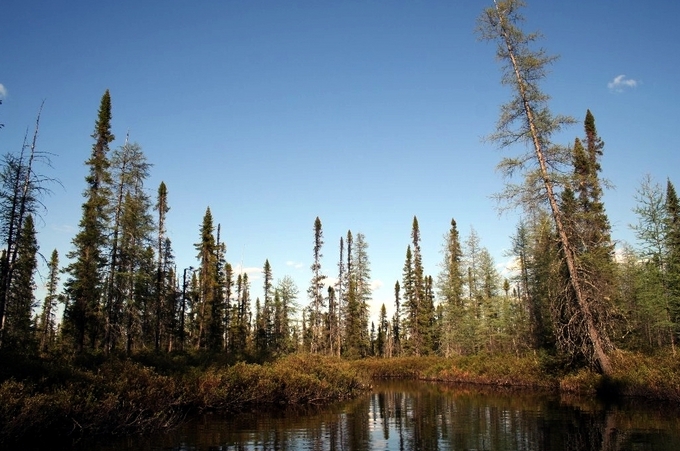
262;259;273;354
411;218;426;348
195;207;219;350
401;217;433;356
552;111;616;363
154;181;170;351
307;217;325;353
64;90;114;352
438;218;464;356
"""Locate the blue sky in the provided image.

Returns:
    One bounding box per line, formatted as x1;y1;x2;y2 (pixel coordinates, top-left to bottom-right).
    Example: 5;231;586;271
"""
1;0;679;322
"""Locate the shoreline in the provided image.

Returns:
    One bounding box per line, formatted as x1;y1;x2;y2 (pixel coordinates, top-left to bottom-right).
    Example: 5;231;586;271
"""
2;350;679;444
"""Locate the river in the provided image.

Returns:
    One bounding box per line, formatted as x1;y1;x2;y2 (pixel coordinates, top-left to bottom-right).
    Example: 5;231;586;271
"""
75;380;680;450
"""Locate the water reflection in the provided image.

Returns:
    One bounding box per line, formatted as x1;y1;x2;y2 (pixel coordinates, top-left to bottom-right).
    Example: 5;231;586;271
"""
87;380;680;451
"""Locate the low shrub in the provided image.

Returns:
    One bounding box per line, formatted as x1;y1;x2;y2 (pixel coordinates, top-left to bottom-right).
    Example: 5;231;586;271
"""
0;353;369;444
352;354;554;389
608;350;680;402
351;356;438;379
194;355;368;411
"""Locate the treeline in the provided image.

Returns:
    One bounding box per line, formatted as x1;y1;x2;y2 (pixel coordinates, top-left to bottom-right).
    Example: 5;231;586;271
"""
1;1;680;380
0;91;306;360
0;89;678;374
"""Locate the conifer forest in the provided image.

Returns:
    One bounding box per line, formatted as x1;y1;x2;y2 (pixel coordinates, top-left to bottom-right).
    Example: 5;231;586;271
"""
1;0;680;441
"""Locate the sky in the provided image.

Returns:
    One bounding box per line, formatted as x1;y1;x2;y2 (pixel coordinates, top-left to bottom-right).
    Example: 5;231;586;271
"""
1;0;679;323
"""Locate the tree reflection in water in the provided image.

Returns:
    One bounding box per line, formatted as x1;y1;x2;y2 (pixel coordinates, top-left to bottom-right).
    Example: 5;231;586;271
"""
88;380;680;451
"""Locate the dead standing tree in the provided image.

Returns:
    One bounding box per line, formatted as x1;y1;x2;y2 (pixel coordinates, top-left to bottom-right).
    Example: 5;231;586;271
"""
0;102;54;346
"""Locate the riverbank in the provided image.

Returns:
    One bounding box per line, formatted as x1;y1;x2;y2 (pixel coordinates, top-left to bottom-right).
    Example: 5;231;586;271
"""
351;350;680;402
0;352;368;445
3;349;680;444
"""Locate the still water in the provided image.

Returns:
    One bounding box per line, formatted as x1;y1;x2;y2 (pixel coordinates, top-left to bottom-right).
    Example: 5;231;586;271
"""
84;380;680;450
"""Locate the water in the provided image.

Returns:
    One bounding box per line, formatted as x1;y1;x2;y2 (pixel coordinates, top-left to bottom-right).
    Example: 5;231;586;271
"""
78;380;680;450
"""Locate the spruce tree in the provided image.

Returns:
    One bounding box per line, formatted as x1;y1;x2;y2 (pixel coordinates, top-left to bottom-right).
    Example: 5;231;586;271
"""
154;181;170;351
159;238;176;351
421;274;436;353
402;245;417;354
392;281;401;356
238;272;251;355
408;217;428;355
377;303;389;357
38;249;60;352
223;262;234;352
210;224;226;351
262;259;273;354
195;207;219;350
666;180;680;344
307;217;325;353
550;111;616;364
438;218;464;356
4;214;38;349
254;297;266;358
64;90;114;352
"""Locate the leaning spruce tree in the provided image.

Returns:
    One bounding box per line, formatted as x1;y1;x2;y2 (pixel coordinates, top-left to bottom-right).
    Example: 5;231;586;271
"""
478;0;613;374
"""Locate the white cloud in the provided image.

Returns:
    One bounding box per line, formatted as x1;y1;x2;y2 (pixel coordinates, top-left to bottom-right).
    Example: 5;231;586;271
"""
285;260;304;269
0;83;6;98
608;74;638;92
231;265;263;280
371;280;384;291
